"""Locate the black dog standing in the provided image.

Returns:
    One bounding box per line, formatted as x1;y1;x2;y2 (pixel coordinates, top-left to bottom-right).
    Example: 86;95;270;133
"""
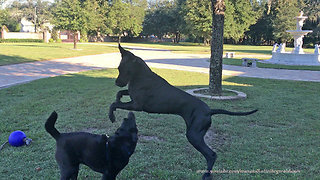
109;45;257;180
45;111;138;180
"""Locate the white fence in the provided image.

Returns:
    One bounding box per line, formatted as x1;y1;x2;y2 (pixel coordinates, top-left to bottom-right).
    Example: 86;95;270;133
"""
1;27;51;42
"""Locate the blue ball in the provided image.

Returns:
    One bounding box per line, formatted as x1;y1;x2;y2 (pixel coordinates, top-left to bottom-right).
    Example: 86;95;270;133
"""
8;131;26;147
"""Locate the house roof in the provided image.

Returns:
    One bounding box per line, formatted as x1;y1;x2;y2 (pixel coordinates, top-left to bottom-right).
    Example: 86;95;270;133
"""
21;18;34;26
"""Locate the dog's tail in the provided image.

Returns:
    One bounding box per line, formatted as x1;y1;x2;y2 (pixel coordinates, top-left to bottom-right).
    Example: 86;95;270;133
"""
45;111;60;140
211;109;258;116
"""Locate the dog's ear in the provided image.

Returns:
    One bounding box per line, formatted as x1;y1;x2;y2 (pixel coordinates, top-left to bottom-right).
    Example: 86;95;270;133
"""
119;44;126;55
119;44;138;62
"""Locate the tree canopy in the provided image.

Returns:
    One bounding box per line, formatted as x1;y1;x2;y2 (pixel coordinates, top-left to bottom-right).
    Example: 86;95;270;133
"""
53;0;100;48
1;0;319;45
103;0;146;42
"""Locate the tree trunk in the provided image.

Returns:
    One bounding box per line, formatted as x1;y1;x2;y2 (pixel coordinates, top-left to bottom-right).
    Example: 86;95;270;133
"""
118;35;121;43
209;0;225;95
175;32;180;43
73;31;77;49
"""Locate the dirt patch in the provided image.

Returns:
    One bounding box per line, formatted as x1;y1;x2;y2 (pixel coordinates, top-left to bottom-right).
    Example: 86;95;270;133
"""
195;89;237;96
186;88;247;100
139;135;164;142
204;128;229;152
81;127;99;133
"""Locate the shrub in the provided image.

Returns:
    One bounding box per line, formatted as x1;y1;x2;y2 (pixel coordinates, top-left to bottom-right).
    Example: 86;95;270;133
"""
0;39;44;43
51;29;59;41
80;32;88;43
48;38;54;43
56;39;62;43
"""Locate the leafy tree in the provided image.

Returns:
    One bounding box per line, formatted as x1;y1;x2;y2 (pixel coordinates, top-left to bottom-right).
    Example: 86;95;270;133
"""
300;0;320;21
23;0;52;32
301;0;320;46
224;0;258;43
271;0;299;43
0;7;21;32
104;0;146;42
128;0;147;37
104;0;131;42
53;0;100;48
245;1;275;45
184;0;212;45
183;0;258;45
4;0;53;33
143;0;183;42
143;6;169;39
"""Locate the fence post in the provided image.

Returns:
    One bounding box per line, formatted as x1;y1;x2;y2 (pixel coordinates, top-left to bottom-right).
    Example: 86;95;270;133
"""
1;26;7;39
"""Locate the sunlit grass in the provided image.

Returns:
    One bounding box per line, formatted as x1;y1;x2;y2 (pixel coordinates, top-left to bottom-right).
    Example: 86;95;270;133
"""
0;43;117;66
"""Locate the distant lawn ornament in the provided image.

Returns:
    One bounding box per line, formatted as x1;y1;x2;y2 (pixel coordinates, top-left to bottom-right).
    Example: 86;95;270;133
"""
265;11;320;66
0;130;32;151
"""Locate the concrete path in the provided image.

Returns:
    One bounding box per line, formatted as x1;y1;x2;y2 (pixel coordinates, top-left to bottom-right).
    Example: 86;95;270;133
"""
0;45;320;89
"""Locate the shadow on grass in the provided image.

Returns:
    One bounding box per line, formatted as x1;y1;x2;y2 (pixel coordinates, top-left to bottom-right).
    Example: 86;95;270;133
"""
0;55;36;66
3;44;64;49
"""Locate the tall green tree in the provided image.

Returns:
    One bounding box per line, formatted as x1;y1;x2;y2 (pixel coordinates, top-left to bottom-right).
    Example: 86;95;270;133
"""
224;0;258;42
23;0;52;32
53;0;99;48
104;0;146;42
105;0;130;42
271;0;299;43
128;0;147;37
2;0;52;32
183;0;258;44
245;1;274;45
184;0;212;45
143;0;184;42
1;12;21;32
301;0;320;45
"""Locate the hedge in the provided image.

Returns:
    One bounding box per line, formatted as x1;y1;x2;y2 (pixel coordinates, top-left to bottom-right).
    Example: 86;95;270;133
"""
0;39;44;43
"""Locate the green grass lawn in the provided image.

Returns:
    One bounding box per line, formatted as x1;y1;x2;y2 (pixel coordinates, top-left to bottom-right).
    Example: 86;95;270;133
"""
0;68;319;179
0;43;118;66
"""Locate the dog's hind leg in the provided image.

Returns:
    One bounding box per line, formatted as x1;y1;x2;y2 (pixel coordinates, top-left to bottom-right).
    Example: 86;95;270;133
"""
102;173;116;180
56;152;79;180
185;116;216;180
59;165;79;180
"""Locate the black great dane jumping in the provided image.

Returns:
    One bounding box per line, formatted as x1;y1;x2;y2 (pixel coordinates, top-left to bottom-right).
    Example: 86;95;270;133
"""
109;45;257;180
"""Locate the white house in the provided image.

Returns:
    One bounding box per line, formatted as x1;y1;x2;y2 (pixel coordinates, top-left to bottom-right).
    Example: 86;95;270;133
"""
20;17;53;32
20;18;36;32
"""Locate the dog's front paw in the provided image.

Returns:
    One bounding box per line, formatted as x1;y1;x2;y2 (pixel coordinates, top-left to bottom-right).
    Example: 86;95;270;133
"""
116;95;122;103
202;172;213;180
109;112;116;123
108;103;116;123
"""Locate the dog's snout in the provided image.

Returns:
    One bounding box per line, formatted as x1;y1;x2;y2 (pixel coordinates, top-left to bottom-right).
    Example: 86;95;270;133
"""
128;112;135;120
115;79;126;87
